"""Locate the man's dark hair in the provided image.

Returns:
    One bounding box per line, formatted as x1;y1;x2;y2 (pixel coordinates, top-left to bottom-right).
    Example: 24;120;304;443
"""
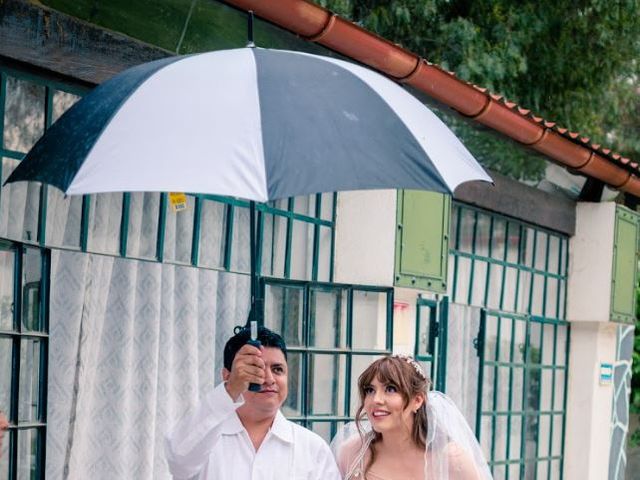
223;326;288;370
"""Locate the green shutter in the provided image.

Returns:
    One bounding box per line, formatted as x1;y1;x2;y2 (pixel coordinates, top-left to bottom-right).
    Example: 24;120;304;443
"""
395;190;450;293
610;206;640;323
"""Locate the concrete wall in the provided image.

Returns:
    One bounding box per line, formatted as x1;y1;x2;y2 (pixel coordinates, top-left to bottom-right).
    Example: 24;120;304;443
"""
333;189;396;287
567;202;616;322
565;202;619;480
564;322;617;480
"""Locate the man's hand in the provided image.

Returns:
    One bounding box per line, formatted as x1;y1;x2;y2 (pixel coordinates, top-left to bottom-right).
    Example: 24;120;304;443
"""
225;344;265;401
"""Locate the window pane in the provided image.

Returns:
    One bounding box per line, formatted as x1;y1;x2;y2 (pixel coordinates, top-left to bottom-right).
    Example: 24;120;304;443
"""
261;213;287;277
0;158;40;242
52;90;81;123
555;327;567;366
281;351;303;417
530;274;544;316
230;206;250;273
487;264;503;310
498;317;512;364
4;77;45;153
506;223;521;263
511;367;525;412
496;367;510;412
320;193;334;221
0;338;12;413
0;250;14;331
475;213;491;257
471;260;487;306
126;192;160;259
553;370;566;411
546;278;559;319
309;354;346;416
292;194;315;217
163;195;195;264
522;228;536;267
45;189;82;248
538;414;552;458
502;267;518;312
542;324;555;365
22;248;42;332
536;460;549;480
481;365;495;412
526;367;542;413
87;193;122;254
352;290;387;350
534;232;548;271
457;208;475;252
350;354;384;415
310;422;334;443
547;236;561;275
415;305;432;358
264;284;304;347
453;256;470;304
290;220;313;281
316;226;332;282
491;219;507;260
16;428;38;480
19;339;41;423
552;414;564;456
309;288;346;348
508;414;523;460
493;415;508;462
199;199;226;268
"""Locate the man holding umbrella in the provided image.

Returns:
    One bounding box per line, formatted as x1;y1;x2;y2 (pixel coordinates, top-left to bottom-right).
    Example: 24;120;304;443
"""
165;326;341;479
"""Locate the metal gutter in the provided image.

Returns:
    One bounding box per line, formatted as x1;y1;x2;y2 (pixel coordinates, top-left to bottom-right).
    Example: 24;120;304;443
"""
225;0;640;197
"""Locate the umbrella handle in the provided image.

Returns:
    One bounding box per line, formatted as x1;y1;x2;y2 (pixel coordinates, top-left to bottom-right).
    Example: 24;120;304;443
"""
247;337;262;392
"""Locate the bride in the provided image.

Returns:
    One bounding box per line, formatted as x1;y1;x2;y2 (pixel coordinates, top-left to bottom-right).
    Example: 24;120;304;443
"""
331;355;492;480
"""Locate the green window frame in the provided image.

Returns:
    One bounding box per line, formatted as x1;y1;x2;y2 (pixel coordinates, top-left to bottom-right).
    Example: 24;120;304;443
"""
0;61;337;281
0;242;49;480
262;278;393;442
450;202;570;480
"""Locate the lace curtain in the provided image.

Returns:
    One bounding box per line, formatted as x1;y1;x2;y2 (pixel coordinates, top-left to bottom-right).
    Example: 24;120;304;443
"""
46;249;249;479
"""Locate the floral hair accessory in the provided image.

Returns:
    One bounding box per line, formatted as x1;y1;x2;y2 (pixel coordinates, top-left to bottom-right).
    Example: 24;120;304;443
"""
392;354;427;380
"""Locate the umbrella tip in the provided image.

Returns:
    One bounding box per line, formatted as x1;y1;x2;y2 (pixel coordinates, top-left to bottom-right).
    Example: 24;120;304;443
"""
246;10;256;48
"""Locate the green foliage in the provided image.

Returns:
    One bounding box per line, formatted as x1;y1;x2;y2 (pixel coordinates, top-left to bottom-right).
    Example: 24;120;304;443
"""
319;0;640;181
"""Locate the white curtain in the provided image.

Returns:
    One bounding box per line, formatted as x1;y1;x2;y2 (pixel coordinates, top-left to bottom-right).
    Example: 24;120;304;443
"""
46;250;249;479
445;303;482;431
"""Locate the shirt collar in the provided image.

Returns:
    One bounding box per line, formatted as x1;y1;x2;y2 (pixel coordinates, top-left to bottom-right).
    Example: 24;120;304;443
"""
221;410;293;444
270;410;293;444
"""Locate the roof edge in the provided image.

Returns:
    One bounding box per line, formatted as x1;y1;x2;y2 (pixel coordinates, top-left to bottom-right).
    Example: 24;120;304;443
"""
224;0;640;198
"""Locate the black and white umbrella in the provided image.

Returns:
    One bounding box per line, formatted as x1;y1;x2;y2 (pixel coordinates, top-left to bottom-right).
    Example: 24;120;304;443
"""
7;47;490;198
7;46;491;336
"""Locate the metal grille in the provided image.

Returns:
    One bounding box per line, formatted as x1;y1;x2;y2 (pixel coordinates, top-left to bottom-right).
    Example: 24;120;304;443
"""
450;202;570;480
0;243;49;480
263;278;393;442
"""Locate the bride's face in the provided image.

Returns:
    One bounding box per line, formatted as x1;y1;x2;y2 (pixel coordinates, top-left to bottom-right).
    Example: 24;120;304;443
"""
363;377;417;435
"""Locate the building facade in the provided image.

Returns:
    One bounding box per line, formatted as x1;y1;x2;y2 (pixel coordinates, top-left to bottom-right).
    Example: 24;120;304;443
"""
0;1;636;479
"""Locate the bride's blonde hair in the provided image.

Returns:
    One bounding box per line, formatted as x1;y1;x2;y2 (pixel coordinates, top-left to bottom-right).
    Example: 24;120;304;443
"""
355;356;430;474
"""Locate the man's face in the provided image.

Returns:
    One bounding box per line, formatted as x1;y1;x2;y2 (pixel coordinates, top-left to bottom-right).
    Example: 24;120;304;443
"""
240;347;288;416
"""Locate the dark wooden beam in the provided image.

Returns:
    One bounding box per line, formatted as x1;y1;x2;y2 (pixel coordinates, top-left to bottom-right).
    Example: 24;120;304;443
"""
454;170;576;236
0;0;171;85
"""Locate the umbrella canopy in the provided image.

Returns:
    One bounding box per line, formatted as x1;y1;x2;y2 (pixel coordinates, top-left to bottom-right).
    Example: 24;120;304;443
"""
6;47;491;198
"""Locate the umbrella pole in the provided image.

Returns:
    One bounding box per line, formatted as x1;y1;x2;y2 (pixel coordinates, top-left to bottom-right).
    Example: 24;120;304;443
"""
248;200;263;329
246;13;261;331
